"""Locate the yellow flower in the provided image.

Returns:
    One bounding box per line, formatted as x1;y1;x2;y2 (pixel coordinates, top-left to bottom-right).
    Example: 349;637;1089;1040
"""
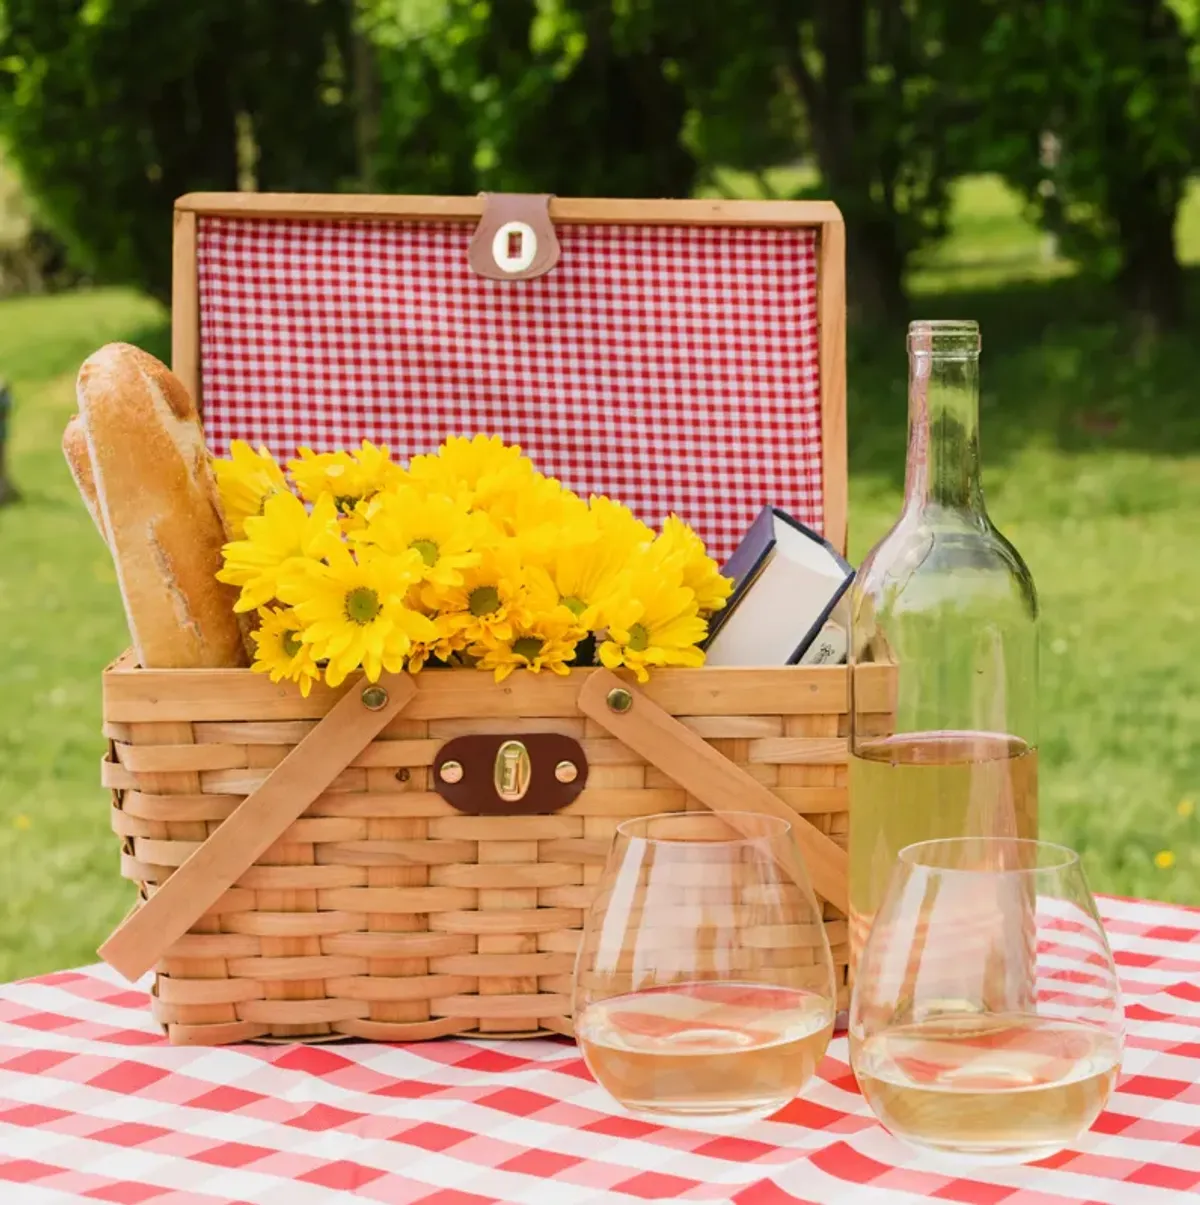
1155;850;1176;870
353;486;488;589
505;474;589;551
214;441;290;538
527;528;625;634
405;641;438;675
1178;799;1195;818
408;434;537;518
279;543;435;686
473;609;584;682
250;606;322;697
428;540;528;654
654;515;733;614
217;492;341;612
13;814;30;832
598;563;708;683
590;494;655;552
514;493;651;625
288;440;406;513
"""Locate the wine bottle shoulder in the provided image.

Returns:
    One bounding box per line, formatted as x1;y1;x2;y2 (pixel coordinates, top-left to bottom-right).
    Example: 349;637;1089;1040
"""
853;514;1037;622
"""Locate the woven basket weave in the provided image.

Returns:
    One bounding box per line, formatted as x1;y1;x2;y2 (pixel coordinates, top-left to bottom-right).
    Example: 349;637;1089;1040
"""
102;656;896;1045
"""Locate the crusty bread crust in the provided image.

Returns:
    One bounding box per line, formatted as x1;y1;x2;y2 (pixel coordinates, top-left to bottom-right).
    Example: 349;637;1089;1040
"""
62;414;108;544
77;343;247;668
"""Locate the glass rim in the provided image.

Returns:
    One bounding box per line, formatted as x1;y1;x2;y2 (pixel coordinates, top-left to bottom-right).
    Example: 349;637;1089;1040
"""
898;836;1081;875
614;810;792;846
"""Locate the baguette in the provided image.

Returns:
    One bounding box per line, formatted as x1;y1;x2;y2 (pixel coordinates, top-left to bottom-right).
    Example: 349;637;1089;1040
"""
76;343;247;668
62;414;108;544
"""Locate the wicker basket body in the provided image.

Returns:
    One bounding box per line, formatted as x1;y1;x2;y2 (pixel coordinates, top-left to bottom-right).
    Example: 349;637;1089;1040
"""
94;191;867;1045
102;655;895;1045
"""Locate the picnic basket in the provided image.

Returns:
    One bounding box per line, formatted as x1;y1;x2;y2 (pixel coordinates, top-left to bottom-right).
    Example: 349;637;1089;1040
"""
98;192;894;1045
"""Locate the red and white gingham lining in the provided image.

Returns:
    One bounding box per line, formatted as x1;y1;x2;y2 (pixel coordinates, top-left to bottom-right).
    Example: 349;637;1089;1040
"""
1;895;1199;1204
196;217;825;564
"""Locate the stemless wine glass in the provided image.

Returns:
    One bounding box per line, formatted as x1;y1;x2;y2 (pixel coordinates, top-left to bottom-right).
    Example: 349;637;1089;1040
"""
850;838;1124;1165
573;811;837;1126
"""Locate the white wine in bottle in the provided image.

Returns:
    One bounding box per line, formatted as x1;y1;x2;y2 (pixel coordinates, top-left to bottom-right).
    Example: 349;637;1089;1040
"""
849;322;1039;977
849;732;1038;963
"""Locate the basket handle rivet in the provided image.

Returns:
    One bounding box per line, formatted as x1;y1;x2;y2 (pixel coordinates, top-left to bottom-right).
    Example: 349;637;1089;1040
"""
554;760;579;784
606;687;633;714
361;684;389;711
440;760;464;784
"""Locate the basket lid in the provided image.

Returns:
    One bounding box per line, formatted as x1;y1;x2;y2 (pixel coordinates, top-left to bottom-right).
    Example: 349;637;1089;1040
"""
173;194;846;561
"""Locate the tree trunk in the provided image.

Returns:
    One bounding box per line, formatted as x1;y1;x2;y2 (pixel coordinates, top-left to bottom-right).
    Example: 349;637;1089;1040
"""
773;0;909;326
1113;188;1184;335
1109;0;1188;335
349;0;379;190
845;214;908;327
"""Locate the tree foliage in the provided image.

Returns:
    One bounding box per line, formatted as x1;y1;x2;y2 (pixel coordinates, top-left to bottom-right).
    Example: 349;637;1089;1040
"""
0;0;359;300
956;0;1197;331
362;0;695;196
0;0;1196;324
0;0;698;298
644;0;975;322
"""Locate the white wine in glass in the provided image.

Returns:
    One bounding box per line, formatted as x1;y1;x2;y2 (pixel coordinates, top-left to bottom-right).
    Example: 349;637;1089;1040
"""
578;983;834;1120
850;838;1124;1165
855;1013;1121;1160
574;812;837;1126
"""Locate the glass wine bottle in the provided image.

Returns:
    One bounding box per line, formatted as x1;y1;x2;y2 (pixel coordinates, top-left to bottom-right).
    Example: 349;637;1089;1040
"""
848;320;1039;980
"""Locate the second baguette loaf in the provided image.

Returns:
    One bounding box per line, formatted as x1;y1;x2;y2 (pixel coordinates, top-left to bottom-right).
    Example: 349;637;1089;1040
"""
77;343;247;668
62;414;108;544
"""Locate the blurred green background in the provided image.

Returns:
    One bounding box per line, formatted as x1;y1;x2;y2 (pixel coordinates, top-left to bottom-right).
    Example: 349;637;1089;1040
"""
1;1;1198;979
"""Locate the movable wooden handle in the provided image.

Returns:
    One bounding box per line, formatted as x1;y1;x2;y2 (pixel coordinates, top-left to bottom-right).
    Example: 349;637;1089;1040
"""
99;672;417;982
577;670;849;914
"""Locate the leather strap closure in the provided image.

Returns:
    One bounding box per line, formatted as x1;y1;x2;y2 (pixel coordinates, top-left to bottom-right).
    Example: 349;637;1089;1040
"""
468;193;561;281
433;733;588;815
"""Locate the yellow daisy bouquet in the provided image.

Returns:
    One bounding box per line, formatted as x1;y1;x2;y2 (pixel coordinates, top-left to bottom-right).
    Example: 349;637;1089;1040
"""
214;435;733;695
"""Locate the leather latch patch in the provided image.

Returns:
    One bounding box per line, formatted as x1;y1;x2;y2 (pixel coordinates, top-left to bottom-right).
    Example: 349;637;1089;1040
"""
467;193;561;281
433;733;588;815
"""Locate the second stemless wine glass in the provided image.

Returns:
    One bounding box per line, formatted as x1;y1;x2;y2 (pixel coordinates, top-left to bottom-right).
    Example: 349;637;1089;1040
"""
850;838;1124;1165
573;811;836;1126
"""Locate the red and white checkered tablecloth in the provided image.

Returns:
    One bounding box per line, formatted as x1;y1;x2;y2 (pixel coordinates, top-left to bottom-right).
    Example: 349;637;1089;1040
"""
1;895;1197;1205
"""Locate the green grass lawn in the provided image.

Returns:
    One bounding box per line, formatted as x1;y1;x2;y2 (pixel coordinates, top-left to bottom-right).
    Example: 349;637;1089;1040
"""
0;176;1198;982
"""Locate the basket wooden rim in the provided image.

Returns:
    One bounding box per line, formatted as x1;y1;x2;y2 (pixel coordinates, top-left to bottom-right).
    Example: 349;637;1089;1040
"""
103;652;894;723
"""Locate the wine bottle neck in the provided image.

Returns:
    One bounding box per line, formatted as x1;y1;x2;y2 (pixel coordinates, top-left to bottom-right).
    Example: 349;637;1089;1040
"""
904;346;986;516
